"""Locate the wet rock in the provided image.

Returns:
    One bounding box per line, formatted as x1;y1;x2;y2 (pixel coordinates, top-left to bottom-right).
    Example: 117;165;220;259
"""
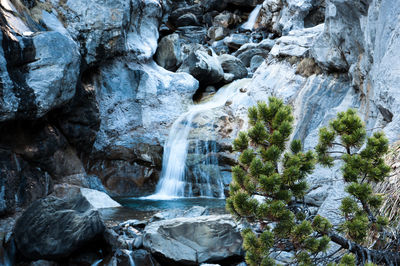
143;215;243;264
13;196;105;260
89;60;198;196
250;55;265;72
218;54;248;82
169;5;204;28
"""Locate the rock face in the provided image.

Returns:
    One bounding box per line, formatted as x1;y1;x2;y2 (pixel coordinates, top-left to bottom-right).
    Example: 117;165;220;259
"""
0;29;80;121
13;196;105;260
143;215;243;264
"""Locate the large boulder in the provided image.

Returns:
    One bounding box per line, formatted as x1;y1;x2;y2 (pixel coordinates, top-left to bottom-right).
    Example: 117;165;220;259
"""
155;33;182;71
178;49;224;85
52;184;121;209
13;196;105;260
270;24;324;58
218;54;248;82
143;215;243;265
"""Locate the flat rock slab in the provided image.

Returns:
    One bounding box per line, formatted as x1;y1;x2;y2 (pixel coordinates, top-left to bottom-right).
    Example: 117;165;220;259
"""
143;215;243;265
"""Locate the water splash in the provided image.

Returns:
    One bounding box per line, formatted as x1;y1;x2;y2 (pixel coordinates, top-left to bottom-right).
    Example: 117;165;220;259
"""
147;80;248;200
242;4;262;30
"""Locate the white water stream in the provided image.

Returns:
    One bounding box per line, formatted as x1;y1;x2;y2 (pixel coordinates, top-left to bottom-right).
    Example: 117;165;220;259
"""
147;80;247;200
242;4;263;30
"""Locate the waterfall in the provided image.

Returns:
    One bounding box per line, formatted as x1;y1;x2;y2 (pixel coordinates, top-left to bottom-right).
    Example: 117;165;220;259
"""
242;4;262;30
147;80;247;200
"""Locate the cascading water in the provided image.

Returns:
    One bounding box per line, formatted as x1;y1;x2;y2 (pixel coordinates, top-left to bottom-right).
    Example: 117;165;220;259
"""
242;4;262;30
147;80;247;199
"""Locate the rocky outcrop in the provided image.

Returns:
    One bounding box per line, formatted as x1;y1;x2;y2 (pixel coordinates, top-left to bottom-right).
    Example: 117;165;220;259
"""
13;196;105;260
0;29;80;121
143;215;243;265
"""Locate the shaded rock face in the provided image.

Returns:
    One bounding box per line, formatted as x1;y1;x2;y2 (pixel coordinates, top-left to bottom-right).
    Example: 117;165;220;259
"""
143;215;243;265
0;26;80;121
13;196;105;260
0;149;52;216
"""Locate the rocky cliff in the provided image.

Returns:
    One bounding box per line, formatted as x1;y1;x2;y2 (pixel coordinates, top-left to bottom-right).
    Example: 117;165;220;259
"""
0;0;399;226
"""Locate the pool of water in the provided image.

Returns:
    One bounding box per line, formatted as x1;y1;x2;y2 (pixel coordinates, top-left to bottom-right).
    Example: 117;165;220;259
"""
100;197;227;225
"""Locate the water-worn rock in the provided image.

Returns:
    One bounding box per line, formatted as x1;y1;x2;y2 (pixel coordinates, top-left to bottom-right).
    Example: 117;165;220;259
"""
143;215;243;264
89;60;198;196
150;206;209;222
13;196;105;260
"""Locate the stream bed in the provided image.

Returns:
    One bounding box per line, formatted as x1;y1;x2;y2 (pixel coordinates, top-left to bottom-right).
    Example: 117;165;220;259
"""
100;197;227;224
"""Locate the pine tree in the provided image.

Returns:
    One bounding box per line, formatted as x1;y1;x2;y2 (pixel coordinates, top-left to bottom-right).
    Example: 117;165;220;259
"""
227;101;399;265
227;97;326;265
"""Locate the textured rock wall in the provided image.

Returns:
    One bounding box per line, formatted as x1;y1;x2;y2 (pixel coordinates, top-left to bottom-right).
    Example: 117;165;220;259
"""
0;0;399;217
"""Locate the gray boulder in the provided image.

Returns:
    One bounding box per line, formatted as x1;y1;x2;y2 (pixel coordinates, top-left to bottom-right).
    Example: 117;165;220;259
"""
155;34;182;71
223;34;251;51
143;215;243;264
178;49;224;85
270;24;324;58
13;196;105;260
233;39;274;67
218;54;248;82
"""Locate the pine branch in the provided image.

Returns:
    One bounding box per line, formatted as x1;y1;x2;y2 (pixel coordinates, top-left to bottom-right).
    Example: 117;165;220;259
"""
328;231;400;265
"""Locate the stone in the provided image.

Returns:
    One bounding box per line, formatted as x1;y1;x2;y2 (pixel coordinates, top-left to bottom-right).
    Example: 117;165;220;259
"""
150;206;209;222
155;33;182;71
178;49;225;85
250;55;265;72
13;196;105;260
223;34;251;51
213;12;240;28
207;26;230;41
270;24;324;58
218;54;248;82
143;215;243;264
233;39;275;66
175;13;201;27
52;184;121;209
